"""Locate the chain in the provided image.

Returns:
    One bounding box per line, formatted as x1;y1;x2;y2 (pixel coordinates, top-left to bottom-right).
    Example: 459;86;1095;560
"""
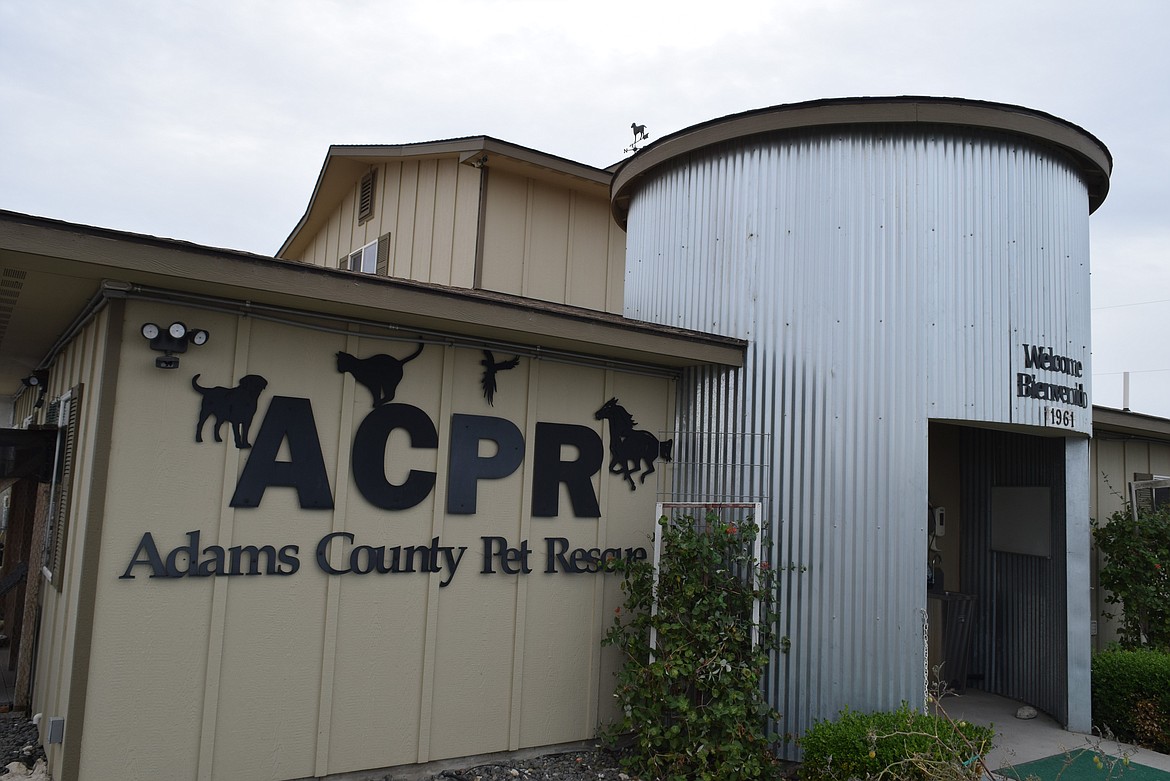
921;607;930;712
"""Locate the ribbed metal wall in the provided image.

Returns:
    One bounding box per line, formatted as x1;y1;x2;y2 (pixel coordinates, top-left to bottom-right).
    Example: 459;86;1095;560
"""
621;125;1093;746
959;428;1068;722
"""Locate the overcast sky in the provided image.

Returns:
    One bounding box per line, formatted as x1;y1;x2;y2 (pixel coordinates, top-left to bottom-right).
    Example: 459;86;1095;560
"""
2;0;1168;415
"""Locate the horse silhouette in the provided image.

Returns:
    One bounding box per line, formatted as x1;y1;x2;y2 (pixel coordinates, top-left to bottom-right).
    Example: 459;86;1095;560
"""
594;397;673;491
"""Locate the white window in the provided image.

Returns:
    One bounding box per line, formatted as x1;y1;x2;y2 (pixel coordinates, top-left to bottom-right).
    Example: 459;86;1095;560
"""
347;240;378;274
339;234;390;276
1131;474;1170;517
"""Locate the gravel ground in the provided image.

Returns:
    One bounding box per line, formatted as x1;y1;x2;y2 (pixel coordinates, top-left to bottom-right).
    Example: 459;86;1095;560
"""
425;747;634;781
0;722;624;780
411;746;798;781
0;716;44;775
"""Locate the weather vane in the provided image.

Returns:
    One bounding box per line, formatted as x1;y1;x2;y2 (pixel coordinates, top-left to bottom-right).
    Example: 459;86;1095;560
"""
624;122;649;154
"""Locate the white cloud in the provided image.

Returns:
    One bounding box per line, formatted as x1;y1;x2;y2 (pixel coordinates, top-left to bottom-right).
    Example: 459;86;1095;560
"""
3;0;1169;414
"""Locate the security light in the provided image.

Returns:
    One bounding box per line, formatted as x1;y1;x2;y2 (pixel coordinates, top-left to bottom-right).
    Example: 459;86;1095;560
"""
141;320;210;368
21;371;48;388
21;371;49;407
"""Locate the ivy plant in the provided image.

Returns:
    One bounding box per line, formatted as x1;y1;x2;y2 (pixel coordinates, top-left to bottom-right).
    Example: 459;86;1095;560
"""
602;512;783;780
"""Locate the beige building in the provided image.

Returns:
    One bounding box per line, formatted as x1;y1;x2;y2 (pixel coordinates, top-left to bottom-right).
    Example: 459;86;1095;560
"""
0;99;1153;781
0;137;741;781
1089;406;1170;649
279;138;627;314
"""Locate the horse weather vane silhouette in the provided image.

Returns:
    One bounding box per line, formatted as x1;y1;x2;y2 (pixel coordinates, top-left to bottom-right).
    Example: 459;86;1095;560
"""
624;122;650;154
594;397;673;491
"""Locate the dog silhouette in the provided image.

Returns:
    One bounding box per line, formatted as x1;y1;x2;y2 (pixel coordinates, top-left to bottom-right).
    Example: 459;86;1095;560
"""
191;374;268;449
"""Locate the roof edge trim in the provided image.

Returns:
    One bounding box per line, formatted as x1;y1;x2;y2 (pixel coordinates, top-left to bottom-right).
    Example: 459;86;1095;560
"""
610;96;1113;226
0;209;743;371
279;136;612;258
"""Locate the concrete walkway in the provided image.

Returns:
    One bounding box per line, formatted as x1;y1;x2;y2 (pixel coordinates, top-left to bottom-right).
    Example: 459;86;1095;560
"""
939;690;1170;774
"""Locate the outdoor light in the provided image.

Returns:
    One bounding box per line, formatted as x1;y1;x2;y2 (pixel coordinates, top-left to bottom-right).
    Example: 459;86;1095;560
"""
21;371;48;389
141;321;210;369
21;371;50;408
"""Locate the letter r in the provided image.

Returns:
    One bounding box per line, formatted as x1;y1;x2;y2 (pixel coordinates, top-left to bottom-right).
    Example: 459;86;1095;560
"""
531;422;602;518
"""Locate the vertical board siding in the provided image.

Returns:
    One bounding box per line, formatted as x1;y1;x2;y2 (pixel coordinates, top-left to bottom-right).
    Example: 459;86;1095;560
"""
290;158;480;289
33;308;113;779
480;171;624;313
410;159;440;281
393;161;421;279
622;125;1092;747
75;300;673;779
480;172;529;295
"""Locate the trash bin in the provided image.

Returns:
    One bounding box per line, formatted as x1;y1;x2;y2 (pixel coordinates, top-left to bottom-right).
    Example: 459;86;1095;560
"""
938;592;977;693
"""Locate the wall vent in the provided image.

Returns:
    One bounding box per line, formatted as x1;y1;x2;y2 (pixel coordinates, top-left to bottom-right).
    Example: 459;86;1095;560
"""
358;169;377;224
0;268;27;347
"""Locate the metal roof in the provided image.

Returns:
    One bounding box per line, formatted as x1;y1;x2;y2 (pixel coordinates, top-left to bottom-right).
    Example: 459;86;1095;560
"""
611;96;1113;227
0;210;744;406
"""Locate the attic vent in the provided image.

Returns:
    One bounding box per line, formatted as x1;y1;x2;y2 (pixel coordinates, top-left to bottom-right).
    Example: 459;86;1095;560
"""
0;268;26;346
358;169;377;224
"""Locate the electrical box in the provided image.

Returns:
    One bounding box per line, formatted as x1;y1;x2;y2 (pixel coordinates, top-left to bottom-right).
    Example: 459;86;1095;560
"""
46;716;64;745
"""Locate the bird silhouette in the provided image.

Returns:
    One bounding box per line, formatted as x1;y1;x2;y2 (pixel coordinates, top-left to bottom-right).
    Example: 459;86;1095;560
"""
480;350;521;406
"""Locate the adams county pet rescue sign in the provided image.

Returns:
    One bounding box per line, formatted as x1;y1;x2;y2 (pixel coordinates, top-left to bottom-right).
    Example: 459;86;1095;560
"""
118;343;670;586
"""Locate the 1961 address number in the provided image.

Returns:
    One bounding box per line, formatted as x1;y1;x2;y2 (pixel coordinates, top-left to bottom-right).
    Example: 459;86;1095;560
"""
1043;407;1076;428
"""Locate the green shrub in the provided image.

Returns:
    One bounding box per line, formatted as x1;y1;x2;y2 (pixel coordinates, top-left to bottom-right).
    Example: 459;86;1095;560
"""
799;704;993;781
602;513;783;780
1092;502;1170;650
1092;648;1170;751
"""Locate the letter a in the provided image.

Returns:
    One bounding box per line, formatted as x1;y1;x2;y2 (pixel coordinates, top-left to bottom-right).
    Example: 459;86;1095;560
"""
120;532;169;579
230;396;334;509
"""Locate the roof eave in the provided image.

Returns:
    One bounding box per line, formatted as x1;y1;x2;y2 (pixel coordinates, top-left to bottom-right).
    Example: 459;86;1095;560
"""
0;212;743;391
611;96;1113;228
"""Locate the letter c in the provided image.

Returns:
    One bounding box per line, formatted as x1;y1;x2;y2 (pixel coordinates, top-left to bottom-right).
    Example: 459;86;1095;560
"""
352;404;439;510
316;532;354;574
